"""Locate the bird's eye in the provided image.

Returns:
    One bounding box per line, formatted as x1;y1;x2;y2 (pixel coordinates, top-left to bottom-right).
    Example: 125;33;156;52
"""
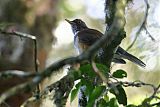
78;20;81;24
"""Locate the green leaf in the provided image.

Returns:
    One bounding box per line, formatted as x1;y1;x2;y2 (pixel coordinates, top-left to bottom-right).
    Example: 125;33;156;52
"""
80;78;94;96
75;81;82;89
80;64;96;78
108;98;119;107
126;104;137;107
80;63;109;78
70;88;79;102
110;85;127;106
103;94;109;102
97;99;109;107
112;69;127;78
87;86;106;107
96;63;109;74
68;69;81;80
70;81;82;102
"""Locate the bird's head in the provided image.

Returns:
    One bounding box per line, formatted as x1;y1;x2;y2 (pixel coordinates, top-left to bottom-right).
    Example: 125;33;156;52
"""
65;19;88;35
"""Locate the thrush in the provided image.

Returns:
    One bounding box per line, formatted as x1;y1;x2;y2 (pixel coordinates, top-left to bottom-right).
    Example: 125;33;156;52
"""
66;19;146;67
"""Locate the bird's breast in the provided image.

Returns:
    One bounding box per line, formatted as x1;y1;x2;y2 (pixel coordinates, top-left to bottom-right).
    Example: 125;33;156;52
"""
74;36;82;54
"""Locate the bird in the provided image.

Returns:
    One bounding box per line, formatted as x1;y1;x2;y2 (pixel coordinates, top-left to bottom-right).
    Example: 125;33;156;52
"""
65;19;146;67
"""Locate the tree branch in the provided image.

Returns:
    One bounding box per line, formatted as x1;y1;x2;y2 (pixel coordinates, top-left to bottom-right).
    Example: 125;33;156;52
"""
0;0;127;106
0;70;37;79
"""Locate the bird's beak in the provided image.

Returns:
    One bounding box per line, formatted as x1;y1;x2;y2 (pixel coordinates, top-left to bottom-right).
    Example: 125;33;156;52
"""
65;19;73;24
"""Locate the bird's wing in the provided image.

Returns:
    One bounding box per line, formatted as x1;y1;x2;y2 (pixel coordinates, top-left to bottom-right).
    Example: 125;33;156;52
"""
76;29;103;46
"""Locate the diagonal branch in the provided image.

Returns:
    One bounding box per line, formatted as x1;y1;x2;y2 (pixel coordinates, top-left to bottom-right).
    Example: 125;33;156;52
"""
0;0;127;105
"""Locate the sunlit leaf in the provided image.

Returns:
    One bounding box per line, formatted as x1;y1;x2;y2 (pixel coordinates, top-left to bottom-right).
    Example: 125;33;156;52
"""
80;63;109;78
112;69;127;78
80;64;96;78
96;63;109;74
80;78;94;96
87;86;106;107
104;94;109;102
110;85;127;105
97;99;109;107
75;81;82;89
68;69;81;80
108;98;119;107
70;88;79;102
70;81;82;102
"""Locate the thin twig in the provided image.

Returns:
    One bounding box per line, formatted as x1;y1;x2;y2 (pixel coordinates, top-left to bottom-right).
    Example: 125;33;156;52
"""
91;61;119;95
20;96;37;107
146;84;160;101
0;70;37;78
112;80;160;106
33;40;39;73
0;30;40;99
0;30;36;40
143;0;155;41
144;26;155;41
150;102;160;106
126;34;139;51
126;0;155;51
91;61;108;84
33;39;40;95
120;80;156;89
0;82;32;104
1;101;11;107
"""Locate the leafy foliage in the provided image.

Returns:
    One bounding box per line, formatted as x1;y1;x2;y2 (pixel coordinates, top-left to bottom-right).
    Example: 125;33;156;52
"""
80;63;109;78
70;63;130;107
70;81;81;102
87;86;105;107
110;85;127;106
69;62;159;107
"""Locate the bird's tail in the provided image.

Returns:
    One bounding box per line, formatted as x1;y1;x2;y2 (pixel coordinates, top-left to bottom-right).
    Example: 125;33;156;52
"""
116;47;146;67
